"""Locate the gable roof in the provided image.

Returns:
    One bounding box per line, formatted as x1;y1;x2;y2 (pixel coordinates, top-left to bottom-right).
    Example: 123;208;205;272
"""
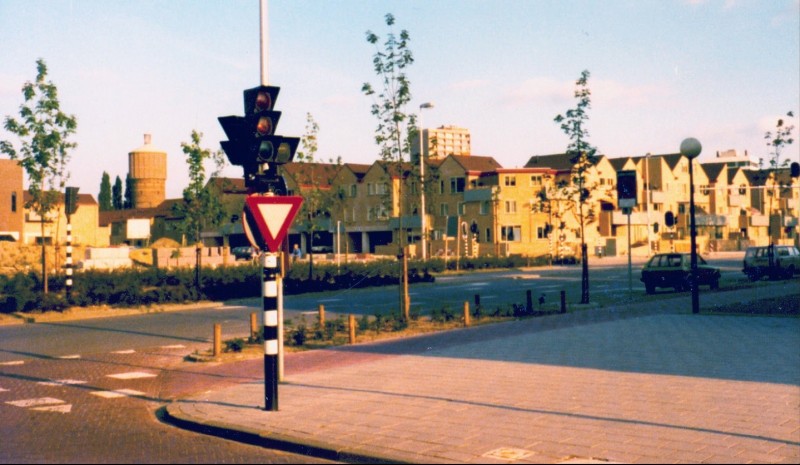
608;157;631;171
449;154;502;174
701;163;725;183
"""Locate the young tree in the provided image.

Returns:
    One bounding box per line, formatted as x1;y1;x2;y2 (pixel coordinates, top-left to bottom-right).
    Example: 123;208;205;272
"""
362;12;416;320
98;171;112;211
553;70;599;304
296;113;325;278
112;175;123;210
171;130;226;296
1;58;77;295
763;111;795;240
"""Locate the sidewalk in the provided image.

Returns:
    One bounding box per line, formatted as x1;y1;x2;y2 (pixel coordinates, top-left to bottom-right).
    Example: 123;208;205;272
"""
165;284;800;464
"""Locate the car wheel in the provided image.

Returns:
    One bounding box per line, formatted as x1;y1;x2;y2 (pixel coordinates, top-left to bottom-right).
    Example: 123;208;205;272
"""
645;282;655;295
710;279;719;290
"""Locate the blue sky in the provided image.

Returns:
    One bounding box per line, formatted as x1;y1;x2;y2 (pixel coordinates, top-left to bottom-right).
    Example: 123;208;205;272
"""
1;0;798;200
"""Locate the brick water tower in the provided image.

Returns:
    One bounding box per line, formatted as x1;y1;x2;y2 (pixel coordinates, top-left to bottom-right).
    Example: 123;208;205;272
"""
128;134;167;209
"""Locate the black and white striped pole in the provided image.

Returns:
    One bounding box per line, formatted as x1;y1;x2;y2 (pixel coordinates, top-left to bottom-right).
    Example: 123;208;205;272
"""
64;187;79;302
262;251;280;411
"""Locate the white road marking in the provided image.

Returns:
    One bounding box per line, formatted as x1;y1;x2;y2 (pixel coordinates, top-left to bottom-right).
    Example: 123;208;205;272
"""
6;397;65;408
0;360;24;366
0;387;8;392
31;404;72;413
37;379;88;386
110;349;136;354
91;389;145;399
106;372;157;380
160;344;186;349
58;354;81;359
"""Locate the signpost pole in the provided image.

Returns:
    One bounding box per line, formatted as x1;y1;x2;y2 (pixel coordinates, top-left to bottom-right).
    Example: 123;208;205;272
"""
262;252;280;411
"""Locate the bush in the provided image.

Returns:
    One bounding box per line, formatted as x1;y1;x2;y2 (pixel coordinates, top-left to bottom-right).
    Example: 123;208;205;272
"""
224;338;245;353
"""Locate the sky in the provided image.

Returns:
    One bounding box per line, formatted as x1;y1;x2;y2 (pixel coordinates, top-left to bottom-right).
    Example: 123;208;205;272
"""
1;0;799;200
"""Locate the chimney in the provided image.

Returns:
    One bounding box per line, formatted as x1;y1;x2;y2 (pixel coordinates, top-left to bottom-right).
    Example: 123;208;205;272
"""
144;133;151;145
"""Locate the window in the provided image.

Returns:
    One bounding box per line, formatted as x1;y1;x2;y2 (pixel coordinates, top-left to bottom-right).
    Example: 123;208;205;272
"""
458;203;466;215
485;228;492;243
505;175;516;187
450;177;465;194
501;226;521;242
11;192;16;213
439;180;445;194
440;203;449;216
537;226;550;239
480;201;489;215
350;184;357;197
505;200;517;213
530;175;543;186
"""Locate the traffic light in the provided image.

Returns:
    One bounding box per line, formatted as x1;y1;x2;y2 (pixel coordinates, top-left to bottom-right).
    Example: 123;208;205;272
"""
65;187;79;216
616;170;637;208
665;211;675;228
791;162;800;178
219;85;300;194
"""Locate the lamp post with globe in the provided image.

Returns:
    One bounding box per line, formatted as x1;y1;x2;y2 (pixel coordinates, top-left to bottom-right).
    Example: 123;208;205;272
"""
680;137;702;314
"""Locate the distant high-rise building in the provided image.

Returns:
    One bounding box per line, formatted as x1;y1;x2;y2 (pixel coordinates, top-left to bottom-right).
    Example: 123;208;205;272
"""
128;134;167;209
411;125;471;163
707;149;758;170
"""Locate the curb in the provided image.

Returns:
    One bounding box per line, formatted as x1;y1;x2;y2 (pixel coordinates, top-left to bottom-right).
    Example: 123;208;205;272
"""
160;403;408;464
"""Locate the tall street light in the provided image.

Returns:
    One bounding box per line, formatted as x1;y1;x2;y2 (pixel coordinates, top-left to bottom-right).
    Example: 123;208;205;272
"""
680;137;702;314
418;102;434;260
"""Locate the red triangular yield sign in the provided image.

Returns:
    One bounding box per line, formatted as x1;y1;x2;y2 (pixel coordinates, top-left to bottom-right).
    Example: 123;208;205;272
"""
243;195;303;252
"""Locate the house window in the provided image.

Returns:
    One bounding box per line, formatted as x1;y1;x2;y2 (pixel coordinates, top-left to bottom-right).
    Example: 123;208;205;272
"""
350;184;357;197
530;175;543;186
440;203;449;216
11;192;17;213
439;180;445;194
458;203;466;215
501;226;521;242
450;177;465;194
505;175;516;187
537;226;550;239
480;201;489;215
485;228;492;243
505;200;517;213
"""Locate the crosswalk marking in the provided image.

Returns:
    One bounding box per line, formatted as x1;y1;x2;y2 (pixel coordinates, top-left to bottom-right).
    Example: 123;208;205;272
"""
6;397;65;408
58;354;81;359
111;349;136;354
91;389;145;399
31;404;72;413
37;379;87;386
106;372;157;380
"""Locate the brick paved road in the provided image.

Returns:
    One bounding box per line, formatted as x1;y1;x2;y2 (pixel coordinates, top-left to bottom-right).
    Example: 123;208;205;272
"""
0;344;335;463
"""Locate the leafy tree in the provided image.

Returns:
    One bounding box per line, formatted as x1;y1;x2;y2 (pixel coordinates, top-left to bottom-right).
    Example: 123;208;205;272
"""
553;70;599;304
1;58;77;295
98;171;112;211
296;113;325;277
171;130;226;295
362;12;416;320
112;175;123;210
124;172;135;209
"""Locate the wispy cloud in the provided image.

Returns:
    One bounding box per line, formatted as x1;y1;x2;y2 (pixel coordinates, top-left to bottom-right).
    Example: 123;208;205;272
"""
500;77;572;107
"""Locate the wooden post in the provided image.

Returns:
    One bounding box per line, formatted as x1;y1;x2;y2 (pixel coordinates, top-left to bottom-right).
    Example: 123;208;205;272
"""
463;301;471;327
250;312;258;341
213;323;222;356
318;304;325;329
349;314;356;344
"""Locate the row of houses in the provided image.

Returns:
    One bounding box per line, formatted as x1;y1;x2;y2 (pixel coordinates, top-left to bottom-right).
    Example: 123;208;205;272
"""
2;147;798;262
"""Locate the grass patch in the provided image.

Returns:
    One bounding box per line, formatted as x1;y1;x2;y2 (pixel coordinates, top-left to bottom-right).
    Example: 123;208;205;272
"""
703;294;800;317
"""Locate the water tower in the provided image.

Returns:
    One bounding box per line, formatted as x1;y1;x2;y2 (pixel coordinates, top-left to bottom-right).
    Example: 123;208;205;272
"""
128;134;167;209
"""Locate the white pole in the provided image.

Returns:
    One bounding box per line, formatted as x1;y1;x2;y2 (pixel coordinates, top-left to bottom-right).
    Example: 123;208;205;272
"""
259;0;269;86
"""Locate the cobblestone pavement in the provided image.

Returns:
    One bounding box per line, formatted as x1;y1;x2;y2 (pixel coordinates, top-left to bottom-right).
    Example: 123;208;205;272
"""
166;284;800;464
0;343;335;463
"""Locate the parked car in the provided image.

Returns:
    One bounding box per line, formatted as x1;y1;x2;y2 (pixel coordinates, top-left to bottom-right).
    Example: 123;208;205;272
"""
232;246;256;261
742;245;800;280
640;253;720;294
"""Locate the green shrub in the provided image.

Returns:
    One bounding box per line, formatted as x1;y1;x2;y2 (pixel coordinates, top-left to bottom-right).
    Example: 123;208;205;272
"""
224;338;245;352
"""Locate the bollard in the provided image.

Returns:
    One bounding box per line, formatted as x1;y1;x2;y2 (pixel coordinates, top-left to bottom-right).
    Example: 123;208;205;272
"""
526;290;533;313
474;294;480;308
250;312;258;341
463;301;471;327
349;314;356;344
560;290;567;314
213;323;222;356
318;304;325;329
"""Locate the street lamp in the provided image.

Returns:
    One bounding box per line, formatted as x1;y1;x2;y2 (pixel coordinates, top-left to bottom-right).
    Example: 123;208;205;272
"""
418;102;434;260
680;137;702;314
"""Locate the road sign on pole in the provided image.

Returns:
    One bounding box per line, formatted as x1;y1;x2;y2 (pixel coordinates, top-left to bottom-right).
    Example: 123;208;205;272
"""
242;195;303;253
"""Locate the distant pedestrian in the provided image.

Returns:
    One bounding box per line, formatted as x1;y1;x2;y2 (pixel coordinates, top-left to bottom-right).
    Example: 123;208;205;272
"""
291;244;302;262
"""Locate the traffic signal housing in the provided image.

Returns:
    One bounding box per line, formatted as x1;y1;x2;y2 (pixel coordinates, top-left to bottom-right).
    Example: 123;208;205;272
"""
65;187;79;216
219;85;300;194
